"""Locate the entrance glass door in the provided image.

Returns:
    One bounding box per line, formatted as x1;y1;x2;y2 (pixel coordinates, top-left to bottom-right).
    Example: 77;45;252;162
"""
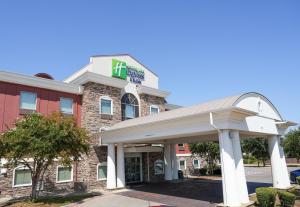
125;156;141;183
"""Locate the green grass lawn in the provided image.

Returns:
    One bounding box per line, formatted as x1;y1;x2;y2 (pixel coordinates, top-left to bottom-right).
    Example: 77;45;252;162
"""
5;193;98;207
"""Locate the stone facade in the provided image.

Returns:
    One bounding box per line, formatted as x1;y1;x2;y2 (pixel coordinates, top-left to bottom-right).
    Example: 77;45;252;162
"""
177;155;204;177
0;81;169;197
79;82;167;191
139;94;166;117
79;82;123;191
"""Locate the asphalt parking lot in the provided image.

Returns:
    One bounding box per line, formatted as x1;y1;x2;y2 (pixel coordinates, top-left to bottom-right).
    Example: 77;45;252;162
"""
245;166;299;184
75;167;299;207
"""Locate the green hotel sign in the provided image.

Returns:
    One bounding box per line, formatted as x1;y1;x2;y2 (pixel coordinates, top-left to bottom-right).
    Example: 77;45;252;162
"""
112;59;145;84
112;59;127;80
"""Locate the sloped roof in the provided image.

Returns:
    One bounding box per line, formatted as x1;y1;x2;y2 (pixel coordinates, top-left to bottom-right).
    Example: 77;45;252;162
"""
108;92;287;131
109;94;243;131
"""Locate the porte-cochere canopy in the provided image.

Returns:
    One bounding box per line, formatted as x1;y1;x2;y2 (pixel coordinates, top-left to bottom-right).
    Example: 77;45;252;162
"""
101;92;295;145
100;92;296;207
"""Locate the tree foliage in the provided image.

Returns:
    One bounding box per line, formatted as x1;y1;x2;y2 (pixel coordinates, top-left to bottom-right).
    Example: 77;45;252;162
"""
242;138;269;166
189;142;220;175
283;127;300;162
0;113;89;201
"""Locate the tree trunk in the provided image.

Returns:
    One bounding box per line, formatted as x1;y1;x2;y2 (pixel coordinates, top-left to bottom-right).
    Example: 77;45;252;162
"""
262;159;266;167
31;176;38;202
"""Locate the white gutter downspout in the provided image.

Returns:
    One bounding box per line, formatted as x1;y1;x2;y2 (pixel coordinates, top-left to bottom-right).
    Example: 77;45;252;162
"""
209;112;221;134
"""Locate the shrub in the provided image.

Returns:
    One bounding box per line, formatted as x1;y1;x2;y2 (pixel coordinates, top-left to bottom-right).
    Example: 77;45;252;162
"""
213;168;222;175
278;191;296;207
256;187;277;207
199;168;207;175
296;176;300;185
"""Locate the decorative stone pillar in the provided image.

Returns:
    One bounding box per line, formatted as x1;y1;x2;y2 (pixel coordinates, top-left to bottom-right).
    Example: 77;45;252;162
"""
219;130;241;207
231;130;249;204
107;143;116;189
164;144;172;181
171;143;178;180
117;143;125;188
268;135;290;189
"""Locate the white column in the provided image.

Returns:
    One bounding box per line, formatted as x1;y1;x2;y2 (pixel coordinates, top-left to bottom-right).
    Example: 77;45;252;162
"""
171;144;178;180
164;144;172;181
107;143;116;189
278;137;291;187
117;143;125;188
268;135;290;189
219;130;241;207
231;131;249;204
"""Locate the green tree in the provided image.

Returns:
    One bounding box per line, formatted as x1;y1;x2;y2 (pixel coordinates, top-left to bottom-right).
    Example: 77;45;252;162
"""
242;138;269;167
283;127;300;163
189;142;220;175
0;113;89;201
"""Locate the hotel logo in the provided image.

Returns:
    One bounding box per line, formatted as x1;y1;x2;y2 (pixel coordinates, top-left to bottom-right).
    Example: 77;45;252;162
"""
111;59;145;84
112;59;127;80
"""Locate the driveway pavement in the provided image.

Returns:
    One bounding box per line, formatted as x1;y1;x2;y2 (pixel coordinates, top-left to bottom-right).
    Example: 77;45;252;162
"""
72;167;299;207
67;190;163;207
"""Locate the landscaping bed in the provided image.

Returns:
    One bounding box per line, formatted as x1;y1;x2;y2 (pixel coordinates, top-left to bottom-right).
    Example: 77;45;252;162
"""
249;186;300;207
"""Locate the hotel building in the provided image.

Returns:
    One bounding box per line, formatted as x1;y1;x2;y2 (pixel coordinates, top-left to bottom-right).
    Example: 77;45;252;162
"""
0;55;295;206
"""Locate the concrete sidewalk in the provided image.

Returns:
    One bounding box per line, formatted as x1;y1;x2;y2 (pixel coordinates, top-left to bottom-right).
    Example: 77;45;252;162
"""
0;196;12;207
65;190;164;207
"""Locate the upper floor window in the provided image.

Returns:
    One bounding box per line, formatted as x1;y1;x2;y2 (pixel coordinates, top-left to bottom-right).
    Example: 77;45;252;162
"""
178;143;185;151
60;97;73;114
100;96;113;115
150;105;160;115
121;93;139;121
20;91;37;110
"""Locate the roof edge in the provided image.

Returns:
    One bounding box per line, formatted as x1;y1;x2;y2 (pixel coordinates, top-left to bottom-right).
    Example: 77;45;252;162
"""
233;92;283;121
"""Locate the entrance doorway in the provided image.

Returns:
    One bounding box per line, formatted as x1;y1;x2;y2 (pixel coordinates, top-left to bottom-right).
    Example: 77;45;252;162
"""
125;153;143;184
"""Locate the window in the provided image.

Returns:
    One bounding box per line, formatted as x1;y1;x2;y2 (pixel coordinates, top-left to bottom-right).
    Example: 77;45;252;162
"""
13;167;32;187
179;160;186;170
97;163;107;181
60;98;73;114
57;166;73;183
100;97;113;115
193;159;200;169
121;93;139;120
150;105;159;115
20;91;37;110
178;144;185;151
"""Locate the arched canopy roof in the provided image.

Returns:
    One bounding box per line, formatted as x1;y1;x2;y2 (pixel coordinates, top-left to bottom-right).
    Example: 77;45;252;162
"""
233;92;283;121
109;92;283;131
101;92;296;144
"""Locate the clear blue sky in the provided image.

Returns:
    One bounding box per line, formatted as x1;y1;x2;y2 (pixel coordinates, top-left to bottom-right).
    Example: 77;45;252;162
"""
0;1;299;125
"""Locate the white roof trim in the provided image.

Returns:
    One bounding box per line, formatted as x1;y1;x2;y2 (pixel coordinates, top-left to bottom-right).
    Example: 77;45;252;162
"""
0;71;83;94
66;71;128;88
64;63;90;83
137;85;170;98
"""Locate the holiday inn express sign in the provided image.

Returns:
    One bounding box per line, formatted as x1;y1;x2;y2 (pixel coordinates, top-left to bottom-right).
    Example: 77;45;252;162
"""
112;59;145;84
